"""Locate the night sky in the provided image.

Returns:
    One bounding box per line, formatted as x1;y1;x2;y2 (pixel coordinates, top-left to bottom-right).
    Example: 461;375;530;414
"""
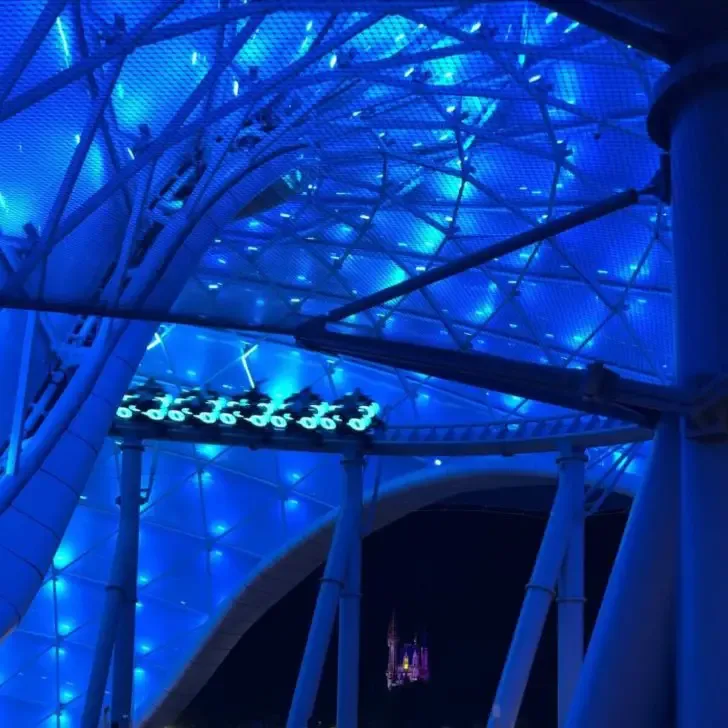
181;502;627;728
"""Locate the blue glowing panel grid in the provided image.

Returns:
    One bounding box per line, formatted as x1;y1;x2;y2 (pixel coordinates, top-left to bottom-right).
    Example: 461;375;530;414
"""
0;1;667;726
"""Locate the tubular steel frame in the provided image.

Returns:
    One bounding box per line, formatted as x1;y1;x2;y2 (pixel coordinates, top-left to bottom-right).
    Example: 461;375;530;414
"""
3;3;725;728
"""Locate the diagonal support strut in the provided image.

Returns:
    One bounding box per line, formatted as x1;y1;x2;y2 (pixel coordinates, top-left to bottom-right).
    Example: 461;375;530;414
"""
304;188;647;328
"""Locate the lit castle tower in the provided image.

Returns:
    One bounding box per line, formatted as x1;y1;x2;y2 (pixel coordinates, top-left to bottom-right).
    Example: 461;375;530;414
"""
386;612;430;690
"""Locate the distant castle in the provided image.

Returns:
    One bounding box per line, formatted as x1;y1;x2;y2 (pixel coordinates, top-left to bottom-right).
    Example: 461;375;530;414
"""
386;612;430;690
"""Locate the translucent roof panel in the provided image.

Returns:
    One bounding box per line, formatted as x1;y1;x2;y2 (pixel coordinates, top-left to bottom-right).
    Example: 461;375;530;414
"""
0;1;669;725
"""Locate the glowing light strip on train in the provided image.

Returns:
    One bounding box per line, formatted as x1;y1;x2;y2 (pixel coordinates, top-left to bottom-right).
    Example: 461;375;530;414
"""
116;387;381;434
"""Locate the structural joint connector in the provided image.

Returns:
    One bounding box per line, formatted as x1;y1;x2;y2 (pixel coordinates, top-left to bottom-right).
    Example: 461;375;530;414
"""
686;401;728;442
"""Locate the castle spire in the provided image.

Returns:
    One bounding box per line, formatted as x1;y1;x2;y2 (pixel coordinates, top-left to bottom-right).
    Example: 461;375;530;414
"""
388;611;397;642
386;611;399;691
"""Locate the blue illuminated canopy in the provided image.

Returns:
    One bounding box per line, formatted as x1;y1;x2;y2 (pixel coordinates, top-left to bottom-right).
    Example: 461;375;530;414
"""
0;2;670;726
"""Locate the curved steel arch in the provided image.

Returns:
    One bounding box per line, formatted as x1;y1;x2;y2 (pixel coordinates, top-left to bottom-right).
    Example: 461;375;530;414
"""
142;452;640;727
0;146;313;638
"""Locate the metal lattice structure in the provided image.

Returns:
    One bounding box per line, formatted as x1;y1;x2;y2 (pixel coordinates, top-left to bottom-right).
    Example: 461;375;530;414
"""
3;1;725;727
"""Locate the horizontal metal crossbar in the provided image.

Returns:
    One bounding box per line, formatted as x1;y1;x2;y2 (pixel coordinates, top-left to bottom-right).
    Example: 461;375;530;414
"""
297;329;689;426
111;413;653;457
310;188;644;327
0;293;691;425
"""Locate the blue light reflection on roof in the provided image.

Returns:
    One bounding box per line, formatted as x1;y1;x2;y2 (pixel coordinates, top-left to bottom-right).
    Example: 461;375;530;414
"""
0;1;668;725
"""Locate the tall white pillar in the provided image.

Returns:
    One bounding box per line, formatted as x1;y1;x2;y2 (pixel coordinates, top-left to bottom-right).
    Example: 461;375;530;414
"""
649;42;728;727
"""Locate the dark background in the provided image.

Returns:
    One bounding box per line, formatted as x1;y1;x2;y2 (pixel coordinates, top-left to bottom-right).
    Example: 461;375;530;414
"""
180;502;626;728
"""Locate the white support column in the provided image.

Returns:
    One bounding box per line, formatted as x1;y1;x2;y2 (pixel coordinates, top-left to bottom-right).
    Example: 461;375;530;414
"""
648;42;728;726
110;441;144;728
336;451;365;728
487;445;586;728
286;452;363;728
565;418;679;728
557;449;586;727
82;440;143;728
